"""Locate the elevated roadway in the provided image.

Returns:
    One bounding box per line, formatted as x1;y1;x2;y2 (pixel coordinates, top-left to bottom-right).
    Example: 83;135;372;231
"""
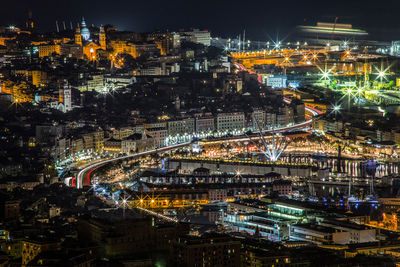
76;142;191;189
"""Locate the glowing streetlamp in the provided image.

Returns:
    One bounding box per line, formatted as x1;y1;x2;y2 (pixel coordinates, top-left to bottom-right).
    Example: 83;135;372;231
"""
377;71;386;81
373;63;391;85
317;64;333;83
333;104;341;113
120;195;131;219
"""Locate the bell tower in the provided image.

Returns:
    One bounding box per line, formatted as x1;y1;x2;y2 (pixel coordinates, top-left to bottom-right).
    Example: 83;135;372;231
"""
99;26;106;50
75;27;82;46
58;82;72;113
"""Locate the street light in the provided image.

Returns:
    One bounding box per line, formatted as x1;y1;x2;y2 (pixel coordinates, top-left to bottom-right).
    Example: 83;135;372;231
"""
333;104;341;112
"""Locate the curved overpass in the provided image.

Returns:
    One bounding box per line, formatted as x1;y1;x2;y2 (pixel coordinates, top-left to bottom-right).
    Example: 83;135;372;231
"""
75;118;315;189
76;142;191;189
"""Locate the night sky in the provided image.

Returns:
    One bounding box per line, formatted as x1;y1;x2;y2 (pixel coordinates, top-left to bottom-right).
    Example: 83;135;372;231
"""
1;0;400;40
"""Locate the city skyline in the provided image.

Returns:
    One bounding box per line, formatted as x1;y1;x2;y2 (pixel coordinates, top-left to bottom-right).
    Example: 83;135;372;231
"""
2;2;400;266
2;0;400;40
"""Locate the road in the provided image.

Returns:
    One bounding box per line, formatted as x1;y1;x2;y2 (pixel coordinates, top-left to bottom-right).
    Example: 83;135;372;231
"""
75;117;316;189
76;142;192;189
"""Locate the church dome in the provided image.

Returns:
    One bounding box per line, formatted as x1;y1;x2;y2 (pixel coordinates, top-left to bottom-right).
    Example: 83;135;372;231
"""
80;17;90;41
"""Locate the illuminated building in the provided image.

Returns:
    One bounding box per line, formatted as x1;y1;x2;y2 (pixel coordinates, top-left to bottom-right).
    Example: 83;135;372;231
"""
109;40;137;58
209;189;228;202
86;74;105;91
93;131;105;152
195;116;215;133
390;41;400;56
74;18;107;60
38;44;61;58
22;239;61;266
146;32;180;55
134;66;164;76
99;25;106;49
14;70;48;87
0;36;16;46
226;200;376;244
109;40;160;61
289;222;376;245
75;27;82;46
104;138;121;153
57;84;71;113
128;189;209;209
81;130;104;152
266;112;277;126
70;138;84;156
178;29;211;46
112;127;135;140
167;118;195;136
252;109;266;129
104;74;135;89
121;138;136;154
265;75;287;88
83;42;100;61
312;116;344;133
236;79;243;92
216;112;245;132
145;126;168;148
121;133;155;153
0;80;34;103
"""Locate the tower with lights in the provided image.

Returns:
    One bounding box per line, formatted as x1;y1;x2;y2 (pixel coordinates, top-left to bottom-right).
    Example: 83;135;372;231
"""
58;83;71;113
99;26;106;50
75;27;82;46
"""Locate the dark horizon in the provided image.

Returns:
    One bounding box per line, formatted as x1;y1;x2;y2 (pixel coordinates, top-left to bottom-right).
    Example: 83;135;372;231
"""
2;0;400;41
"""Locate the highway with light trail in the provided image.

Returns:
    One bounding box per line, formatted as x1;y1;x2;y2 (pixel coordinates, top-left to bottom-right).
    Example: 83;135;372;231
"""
76;142;192;189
